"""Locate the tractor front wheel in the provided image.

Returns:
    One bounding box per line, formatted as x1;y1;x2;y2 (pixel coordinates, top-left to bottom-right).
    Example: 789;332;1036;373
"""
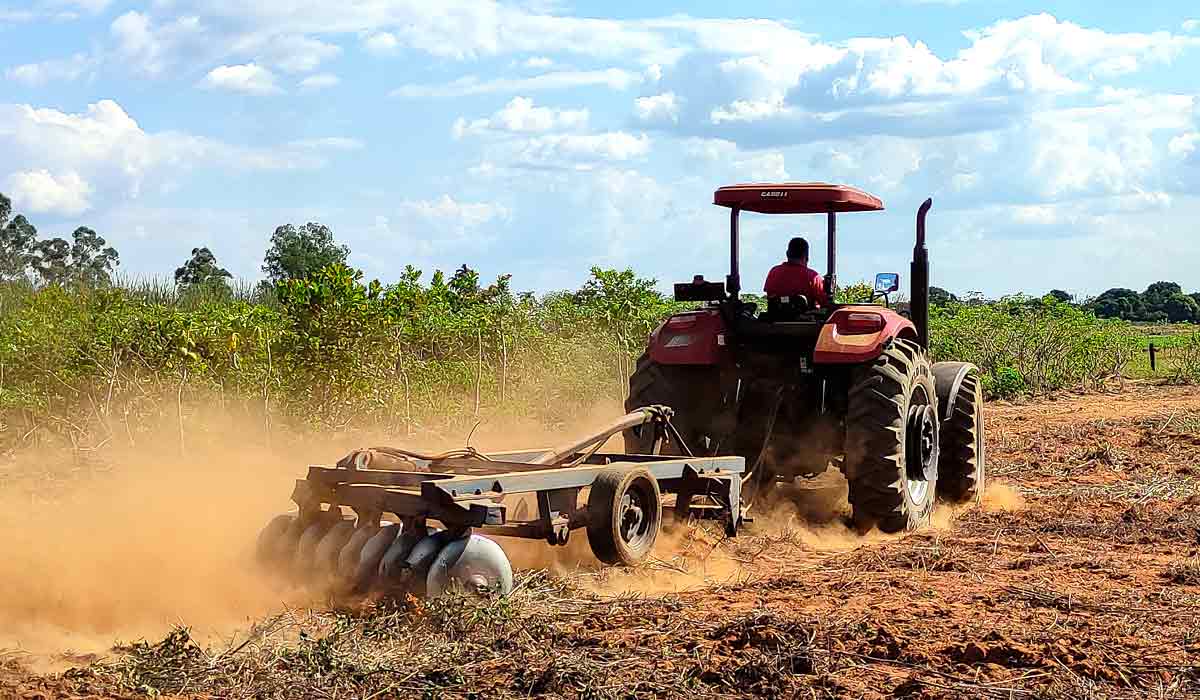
844;338;939;533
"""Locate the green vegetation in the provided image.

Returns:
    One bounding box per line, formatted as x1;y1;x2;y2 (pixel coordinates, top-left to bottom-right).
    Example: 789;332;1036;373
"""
0;189;1180;454
930;297;1141;398
1090;282;1200;323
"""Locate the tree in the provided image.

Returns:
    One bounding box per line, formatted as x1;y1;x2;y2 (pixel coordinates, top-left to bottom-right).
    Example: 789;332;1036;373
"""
68;227;120;285
31;227;120;286
930;286;958;306
1047;289;1073;304
0;208;38;281
1143;281;1182;310
1164;293;1199;323
262;222;350;282
31;237;70;285
175;247;232;288
1091;288;1144;320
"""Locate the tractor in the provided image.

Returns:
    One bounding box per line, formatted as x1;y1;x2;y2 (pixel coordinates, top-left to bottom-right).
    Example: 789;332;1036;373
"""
625;183;986;532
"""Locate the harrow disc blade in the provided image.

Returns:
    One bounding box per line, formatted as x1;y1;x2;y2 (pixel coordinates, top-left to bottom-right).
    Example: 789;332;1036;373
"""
337;524;380;582
294;519;337;579
403;530;458;597
255;514;295;567
351;524;400;593
426;534;513;598
314;521;356;580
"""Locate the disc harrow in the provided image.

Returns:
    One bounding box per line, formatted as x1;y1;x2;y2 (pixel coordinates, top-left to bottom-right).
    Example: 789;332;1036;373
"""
255;406;747;599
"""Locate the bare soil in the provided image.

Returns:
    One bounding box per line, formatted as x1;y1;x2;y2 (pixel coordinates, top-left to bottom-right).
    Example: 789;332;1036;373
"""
4;384;1200;699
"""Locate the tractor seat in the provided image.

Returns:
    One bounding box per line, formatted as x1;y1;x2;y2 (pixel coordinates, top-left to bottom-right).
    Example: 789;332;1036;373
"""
763;295;810;322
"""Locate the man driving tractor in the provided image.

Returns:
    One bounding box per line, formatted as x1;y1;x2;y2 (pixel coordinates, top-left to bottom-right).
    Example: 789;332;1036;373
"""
764;236;826;307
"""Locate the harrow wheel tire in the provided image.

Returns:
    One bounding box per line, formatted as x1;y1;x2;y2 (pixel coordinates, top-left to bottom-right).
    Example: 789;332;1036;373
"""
934;363;986;504
624;351;720;456
255;514;295;566
587;468;662;566
844;338;940;534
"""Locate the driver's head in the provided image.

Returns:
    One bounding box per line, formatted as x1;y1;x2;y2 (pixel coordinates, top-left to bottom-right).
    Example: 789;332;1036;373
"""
786;237;809;263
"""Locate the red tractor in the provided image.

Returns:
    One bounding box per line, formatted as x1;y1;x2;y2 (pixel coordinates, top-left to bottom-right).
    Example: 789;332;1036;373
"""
626;183;985;532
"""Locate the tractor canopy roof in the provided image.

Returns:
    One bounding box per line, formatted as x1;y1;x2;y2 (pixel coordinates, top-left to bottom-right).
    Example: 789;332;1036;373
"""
713;182;884;214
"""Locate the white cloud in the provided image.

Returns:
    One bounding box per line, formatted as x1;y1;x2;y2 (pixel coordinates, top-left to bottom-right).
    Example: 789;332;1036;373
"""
512;132;650;169
364;32;400;55
393;69;642;97
1169;133;1199;159
109;11;206;78
0;100;349;214
6;169;94;216
1182;19;1198;33
633;92;679;124
399;195;510;230
4;53;94;85
523;56;553;69
298;72;339;91
287;137;365;151
453;97;588;138
240;34;341;74
200;63;282;96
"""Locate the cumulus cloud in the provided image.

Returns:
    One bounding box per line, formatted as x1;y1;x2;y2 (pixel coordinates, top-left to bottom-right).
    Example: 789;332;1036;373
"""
511;132;650;169
393;68;641;98
4;53;94;85
453;97;588;138
109;11;206;78
0;100;351;214
633;92;679;124
200;63;282;95
6;169;94;216
298;72;339;91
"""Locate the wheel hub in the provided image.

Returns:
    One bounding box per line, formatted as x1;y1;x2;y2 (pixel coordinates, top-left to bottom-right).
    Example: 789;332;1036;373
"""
905;403;937;503
620;493;646;541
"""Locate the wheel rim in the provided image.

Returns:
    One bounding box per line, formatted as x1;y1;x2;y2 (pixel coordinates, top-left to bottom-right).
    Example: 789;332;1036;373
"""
619;480;655;550
904;387;937;505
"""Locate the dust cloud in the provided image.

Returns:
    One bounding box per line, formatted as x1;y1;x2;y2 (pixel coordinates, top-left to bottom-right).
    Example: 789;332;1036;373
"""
0;400;629;656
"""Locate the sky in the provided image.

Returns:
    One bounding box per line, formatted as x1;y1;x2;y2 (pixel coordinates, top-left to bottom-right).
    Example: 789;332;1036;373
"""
1;1;1198;299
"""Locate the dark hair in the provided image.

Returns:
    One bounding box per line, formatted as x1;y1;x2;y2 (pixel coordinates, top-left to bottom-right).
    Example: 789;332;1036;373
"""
786;237;809;261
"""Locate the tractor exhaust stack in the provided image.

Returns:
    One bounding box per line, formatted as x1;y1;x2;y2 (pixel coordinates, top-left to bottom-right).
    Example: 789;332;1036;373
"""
911;198;932;349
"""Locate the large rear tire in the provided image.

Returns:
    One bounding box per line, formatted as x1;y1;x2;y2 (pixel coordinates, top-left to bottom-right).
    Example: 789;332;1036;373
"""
844;338;939;533
934;364;986;504
624;351;720;455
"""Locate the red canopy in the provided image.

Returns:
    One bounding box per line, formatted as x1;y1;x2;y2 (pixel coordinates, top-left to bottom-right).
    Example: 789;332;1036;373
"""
713;182;884;214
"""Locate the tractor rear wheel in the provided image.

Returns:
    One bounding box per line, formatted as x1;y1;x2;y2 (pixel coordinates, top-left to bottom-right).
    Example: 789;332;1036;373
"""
624;351;720;456
844;338;939;533
934;363;986;503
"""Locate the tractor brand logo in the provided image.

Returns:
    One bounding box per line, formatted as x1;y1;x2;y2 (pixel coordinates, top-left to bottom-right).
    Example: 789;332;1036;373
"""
761;191;789;198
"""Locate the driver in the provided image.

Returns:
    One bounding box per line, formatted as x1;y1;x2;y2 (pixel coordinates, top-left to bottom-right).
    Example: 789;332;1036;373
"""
764;236;825;307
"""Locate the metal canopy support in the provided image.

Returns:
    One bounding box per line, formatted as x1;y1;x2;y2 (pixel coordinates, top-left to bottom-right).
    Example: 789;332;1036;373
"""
728;206;741;298
826;210;837;303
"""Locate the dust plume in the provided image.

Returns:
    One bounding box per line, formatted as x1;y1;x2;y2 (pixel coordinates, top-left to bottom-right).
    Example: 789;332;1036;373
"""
0;399;629;656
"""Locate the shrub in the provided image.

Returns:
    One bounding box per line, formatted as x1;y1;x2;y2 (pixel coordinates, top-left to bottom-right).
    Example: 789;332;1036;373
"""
930;297;1140;397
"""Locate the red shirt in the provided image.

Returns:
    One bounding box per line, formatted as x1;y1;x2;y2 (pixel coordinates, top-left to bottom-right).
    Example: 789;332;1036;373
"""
764;262;825;306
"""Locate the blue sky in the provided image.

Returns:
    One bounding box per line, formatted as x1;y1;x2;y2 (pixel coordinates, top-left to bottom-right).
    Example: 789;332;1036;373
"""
2;1;1198;298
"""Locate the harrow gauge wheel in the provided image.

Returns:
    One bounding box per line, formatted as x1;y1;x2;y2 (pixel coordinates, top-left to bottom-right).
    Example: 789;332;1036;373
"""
587;468;662;566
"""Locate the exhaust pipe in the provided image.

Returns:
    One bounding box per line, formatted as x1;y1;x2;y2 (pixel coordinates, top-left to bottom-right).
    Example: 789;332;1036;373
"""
910;198;932;349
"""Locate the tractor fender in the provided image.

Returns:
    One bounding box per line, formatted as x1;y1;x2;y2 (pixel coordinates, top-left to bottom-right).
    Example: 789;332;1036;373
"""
932;361;979;423
648;309;730;366
813;306;917;364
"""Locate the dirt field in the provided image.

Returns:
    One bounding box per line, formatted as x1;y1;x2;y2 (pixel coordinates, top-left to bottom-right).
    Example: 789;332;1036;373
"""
4;384;1200;699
